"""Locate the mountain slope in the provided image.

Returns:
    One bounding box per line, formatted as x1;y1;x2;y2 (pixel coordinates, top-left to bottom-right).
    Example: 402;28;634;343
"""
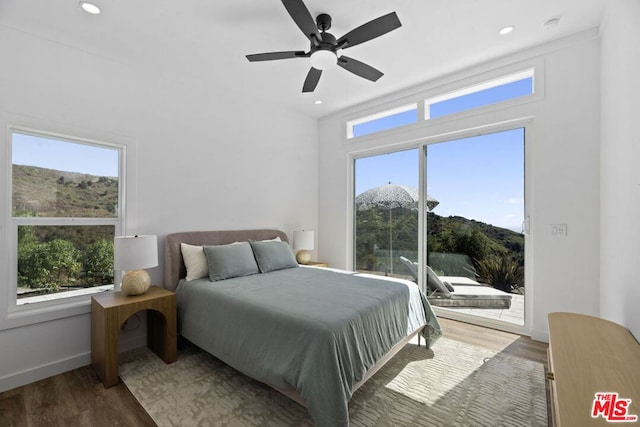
12;164;118;217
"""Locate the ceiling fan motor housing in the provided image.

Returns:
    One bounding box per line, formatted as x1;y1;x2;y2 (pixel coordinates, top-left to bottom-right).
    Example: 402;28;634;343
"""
316;13;332;31
311;31;338;53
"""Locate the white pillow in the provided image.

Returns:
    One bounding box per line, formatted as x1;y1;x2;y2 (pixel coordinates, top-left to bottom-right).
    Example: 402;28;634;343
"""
180;243;208;281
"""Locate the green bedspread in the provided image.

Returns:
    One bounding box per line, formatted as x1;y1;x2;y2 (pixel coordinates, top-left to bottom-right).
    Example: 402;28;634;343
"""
176;266;441;427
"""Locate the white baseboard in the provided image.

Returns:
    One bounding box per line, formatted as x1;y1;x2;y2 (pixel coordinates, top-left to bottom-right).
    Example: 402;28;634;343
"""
0;351;90;393
0;333;147;393
530;329;549;343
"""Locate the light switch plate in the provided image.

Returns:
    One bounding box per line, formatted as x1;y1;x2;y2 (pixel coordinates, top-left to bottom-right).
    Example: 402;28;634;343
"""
551;224;567;237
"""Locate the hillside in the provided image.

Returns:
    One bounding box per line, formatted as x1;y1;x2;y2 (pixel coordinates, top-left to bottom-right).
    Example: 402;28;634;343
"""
12;164;118;217
355;208;525;275
426;212;524;265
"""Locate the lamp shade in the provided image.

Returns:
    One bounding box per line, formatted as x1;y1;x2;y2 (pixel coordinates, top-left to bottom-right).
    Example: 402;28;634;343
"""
293;230;314;251
114;235;158;271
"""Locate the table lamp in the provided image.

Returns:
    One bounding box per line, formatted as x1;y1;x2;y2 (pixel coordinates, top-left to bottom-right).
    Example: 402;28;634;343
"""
114;235;158;296
293;230;314;265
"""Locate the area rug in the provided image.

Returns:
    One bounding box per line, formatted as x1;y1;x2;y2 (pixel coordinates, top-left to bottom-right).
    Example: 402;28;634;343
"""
119;337;547;426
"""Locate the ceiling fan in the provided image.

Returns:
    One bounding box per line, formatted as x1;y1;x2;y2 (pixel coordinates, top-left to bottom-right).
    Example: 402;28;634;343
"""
246;0;402;93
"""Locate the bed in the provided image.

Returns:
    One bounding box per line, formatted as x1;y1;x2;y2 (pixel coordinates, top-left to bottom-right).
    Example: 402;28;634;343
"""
164;229;441;427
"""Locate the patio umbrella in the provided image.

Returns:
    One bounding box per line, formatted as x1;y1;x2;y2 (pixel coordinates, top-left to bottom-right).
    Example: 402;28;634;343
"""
355;183;439;211
355;183;439;273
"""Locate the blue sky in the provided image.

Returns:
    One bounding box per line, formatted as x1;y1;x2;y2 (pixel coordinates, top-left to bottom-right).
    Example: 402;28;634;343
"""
12;132;119;177
428;129;524;231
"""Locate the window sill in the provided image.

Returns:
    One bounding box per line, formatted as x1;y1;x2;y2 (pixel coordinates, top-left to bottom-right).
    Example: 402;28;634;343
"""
17;285;113;305
2;285;114;331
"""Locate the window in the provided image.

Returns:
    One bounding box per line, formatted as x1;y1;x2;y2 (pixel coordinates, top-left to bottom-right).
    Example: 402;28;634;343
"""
425;69;534;119
346;69;535;139
347;104;417;139
10;129;123;305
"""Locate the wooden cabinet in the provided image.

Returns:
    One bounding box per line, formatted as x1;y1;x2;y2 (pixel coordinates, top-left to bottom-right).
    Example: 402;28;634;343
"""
91;286;177;388
547;312;640;426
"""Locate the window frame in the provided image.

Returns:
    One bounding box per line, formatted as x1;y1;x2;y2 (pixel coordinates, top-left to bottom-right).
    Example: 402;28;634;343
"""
343;63;542;144
3;126;126;328
346;103;418;139
424;69;534;120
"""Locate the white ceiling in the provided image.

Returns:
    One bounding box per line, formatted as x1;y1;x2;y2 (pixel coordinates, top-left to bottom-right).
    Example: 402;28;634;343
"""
0;0;606;118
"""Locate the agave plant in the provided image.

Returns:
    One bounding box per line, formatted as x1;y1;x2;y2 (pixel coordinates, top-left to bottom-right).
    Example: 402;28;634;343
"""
476;255;524;293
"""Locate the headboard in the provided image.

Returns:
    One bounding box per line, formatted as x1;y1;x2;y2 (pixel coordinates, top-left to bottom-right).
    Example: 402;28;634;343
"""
163;229;289;291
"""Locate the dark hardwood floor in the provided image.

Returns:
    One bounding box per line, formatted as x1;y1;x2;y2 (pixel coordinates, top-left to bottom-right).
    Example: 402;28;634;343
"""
0;318;548;426
0;365;154;427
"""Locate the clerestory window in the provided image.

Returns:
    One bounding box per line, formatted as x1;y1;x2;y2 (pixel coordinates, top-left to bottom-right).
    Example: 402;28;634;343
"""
425;69;534;119
346;104;418;139
346;69;535;139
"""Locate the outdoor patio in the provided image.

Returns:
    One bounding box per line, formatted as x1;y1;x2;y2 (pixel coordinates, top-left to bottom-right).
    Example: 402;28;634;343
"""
438;293;524;325
388;271;525;326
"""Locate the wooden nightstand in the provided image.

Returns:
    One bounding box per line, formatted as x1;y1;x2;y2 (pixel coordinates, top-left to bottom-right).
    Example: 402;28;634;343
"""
91;286;177;388
305;261;328;267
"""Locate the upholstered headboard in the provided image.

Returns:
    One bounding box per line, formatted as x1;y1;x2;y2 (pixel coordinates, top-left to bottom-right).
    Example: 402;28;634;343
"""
163;229;289;291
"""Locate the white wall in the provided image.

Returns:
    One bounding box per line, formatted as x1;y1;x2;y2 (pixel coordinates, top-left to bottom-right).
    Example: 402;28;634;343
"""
600;0;640;340
318;31;602;341
0;25;318;391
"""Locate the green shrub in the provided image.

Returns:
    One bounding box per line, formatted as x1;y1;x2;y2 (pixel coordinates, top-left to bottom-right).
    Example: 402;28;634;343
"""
476;255;524;293
83;239;114;286
18;239;81;290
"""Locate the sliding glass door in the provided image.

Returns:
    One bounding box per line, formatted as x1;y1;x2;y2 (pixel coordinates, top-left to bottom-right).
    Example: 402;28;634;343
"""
353;128;526;330
425;128;525;326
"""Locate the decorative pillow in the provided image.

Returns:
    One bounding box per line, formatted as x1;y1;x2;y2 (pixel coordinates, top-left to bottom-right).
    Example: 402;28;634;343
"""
203;242;260;281
180;243;208;281
426;265;452;297
249;240;298;273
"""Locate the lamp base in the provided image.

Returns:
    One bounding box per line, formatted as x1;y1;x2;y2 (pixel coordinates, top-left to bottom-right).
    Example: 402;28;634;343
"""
121;270;151;296
296;250;311;265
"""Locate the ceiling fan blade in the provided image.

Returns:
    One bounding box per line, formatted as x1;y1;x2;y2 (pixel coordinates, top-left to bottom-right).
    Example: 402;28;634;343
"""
337;12;401;49
337;56;383;82
281;0;321;42
246;51;307;62
302;67;322;92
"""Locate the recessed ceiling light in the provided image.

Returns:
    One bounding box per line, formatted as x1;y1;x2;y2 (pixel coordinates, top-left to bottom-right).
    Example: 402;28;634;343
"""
499;25;515;36
80;1;101;15
315;100;323;105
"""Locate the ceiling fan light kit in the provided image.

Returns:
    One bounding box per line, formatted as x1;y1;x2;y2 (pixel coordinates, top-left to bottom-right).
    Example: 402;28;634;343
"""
246;0;402;93
310;49;337;70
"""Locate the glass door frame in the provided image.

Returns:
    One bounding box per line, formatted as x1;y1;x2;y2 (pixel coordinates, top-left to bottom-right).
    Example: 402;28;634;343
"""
418;119;532;335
